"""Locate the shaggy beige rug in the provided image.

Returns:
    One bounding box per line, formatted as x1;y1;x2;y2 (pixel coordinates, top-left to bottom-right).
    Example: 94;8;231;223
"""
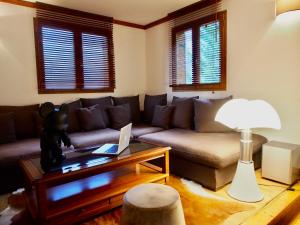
0;175;285;225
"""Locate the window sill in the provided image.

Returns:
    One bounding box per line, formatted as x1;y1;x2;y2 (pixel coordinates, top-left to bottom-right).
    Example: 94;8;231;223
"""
38;88;115;94
171;84;226;92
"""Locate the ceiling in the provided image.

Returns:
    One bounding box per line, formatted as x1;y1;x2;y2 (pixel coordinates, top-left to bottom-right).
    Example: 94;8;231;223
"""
27;0;200;25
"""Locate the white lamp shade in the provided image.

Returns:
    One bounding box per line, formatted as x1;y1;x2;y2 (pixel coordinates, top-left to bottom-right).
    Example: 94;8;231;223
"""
215;99;281;130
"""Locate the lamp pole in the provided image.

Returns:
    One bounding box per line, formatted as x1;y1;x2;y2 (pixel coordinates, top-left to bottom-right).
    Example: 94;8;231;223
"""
240;129;253;162
227;129;264;202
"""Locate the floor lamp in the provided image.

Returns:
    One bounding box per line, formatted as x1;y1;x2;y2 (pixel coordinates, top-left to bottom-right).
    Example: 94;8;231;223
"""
215;99;281;202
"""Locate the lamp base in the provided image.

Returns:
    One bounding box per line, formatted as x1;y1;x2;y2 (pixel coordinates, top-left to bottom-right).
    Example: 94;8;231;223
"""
228;160;263;203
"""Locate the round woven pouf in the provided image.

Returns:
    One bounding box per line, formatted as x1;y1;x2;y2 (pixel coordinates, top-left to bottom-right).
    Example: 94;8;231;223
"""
120;183;186;225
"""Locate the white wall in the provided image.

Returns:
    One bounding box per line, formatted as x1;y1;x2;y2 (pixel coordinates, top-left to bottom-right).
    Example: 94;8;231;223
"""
0;3;146;106
146;0;300;144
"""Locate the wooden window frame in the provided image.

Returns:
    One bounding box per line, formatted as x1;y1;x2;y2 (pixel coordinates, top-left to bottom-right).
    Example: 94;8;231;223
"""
34;18;115;94
171;11;227;92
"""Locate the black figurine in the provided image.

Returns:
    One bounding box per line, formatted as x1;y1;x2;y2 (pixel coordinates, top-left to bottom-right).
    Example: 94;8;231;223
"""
39;102;71;172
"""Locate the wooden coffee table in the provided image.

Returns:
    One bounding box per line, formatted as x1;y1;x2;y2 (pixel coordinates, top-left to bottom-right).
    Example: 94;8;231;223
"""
20;142;170;225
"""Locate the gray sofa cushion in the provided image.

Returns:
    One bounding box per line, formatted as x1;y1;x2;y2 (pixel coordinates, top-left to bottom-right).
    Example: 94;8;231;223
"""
0;139;40;166
0;113;16;144
138;129;267;169
113;95;141;124
107;104;131;130
152;105;175;129
132;124;163;138
80;96;113;127
70;128;120;148
194;96;233;133
144;94;167;124
171;96;197;129
77;105;106;131
66;100;82;133
0;104;39;139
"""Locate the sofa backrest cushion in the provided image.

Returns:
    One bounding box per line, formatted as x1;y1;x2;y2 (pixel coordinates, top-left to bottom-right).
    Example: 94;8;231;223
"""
0;104;39;139
77;104;106;131
0;113;17;144
113;95;141;124
107;104;131;130
80;97;113;127
66;100;82;133
34;111;43;137
194;96;233;133
144;94;167;124
152;105;175;130
171;96;198;129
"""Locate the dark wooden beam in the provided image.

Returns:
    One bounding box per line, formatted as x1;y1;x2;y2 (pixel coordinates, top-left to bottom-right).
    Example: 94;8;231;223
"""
113;19;144;30
168;0;222;19
143;16;170;29
0;0;145;29
36;1;113;22
144;0;222;29
0;0;222;30
0;0;35;8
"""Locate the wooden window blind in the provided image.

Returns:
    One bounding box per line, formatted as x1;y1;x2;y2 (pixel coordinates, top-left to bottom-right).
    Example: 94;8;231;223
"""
40;25;76;90
174;28;193;85
34;2;115;93
82;32;111;89
169;0;226;91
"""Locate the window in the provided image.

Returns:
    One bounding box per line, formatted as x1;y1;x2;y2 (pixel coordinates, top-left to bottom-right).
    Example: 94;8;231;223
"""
171;11;226;91
34;19;115;93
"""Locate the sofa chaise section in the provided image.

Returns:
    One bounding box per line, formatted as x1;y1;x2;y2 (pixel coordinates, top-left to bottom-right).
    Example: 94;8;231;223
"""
138;129;267;190
131;124;164;139
0;139;40;193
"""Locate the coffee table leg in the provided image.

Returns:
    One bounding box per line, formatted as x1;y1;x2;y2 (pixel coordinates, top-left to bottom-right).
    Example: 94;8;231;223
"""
36;183;47;224
136;163;141;175
162;151;170;183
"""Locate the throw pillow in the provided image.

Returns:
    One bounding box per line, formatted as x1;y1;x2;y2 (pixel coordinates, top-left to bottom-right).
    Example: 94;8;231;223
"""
144;94;167;124
80;96;113;127
152;105;175;129
34;111;43;137
0;113;17;144
107;104;131;130
66;100;82;133
77;105;106;131
0;104;39;139
172;96;198;129
113;95;141;124
194;96;233;133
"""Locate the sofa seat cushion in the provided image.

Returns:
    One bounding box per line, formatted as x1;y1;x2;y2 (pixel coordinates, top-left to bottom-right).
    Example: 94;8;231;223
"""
70;128;120;148
132;124;164;138
0;139;40;166
138;129;267;169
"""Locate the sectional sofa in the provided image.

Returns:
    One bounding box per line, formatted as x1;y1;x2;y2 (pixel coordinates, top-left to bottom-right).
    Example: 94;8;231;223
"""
0;95;267;194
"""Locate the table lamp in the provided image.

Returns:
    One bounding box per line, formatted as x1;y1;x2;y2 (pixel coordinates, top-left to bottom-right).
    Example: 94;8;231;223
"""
215;99;281;202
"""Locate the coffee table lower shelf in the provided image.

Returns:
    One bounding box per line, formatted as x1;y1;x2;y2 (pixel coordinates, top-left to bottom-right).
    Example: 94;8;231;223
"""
25;165;168;225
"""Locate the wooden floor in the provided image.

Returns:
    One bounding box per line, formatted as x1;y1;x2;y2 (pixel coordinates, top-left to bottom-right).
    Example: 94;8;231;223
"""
288;210;300;225
0;169;299;225
186;169;300;225
240;174;300;225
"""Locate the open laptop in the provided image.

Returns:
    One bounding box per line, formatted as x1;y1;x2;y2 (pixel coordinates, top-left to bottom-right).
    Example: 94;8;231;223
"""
92;123;132;156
